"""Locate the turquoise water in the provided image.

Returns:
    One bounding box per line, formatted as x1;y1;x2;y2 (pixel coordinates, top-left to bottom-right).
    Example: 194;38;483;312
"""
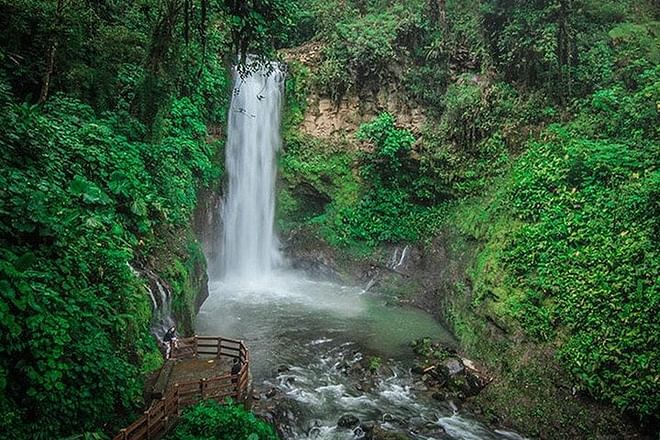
196;271;523;440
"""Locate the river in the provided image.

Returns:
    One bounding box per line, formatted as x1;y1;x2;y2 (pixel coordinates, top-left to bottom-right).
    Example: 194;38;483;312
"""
200;61;524;440
196;271;524;440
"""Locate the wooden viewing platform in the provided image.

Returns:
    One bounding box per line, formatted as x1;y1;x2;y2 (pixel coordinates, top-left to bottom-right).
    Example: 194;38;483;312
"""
114;335;250;440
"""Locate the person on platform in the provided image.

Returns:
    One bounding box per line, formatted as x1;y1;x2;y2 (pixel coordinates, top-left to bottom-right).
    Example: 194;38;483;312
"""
163;325;177;359
231;357;242;386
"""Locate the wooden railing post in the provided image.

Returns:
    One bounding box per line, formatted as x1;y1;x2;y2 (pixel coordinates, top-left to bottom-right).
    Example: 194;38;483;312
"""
175;384;180;415
159;396;166;435
193;334;198;357
217;337;222;357
201;377;207;400
145;410;150;439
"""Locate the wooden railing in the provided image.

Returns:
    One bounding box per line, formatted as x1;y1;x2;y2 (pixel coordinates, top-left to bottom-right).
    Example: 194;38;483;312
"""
113;336;250;440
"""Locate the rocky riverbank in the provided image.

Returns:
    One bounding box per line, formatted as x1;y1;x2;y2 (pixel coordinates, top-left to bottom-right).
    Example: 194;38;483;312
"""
279;227;651;439
250;352;494;440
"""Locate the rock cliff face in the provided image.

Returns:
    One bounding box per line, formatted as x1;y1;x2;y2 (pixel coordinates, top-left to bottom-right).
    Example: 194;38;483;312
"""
282;42;425;139
193;184;223;281
300;87;425;137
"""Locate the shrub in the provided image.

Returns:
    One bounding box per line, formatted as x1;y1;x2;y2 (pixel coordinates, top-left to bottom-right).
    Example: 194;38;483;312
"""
456;63;659;418
168;400;277;440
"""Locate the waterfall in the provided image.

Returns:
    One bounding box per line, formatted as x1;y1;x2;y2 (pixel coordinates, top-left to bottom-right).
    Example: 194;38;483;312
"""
389;245;410;271
128;263;175;339
221;62;284;281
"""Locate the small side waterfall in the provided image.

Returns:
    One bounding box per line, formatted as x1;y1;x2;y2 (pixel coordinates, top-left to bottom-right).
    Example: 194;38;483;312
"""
388;245;410;271
128;263;175;339
221;63;285;281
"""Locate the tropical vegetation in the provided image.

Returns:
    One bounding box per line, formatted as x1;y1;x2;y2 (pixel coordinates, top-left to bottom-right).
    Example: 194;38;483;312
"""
0;0;658;438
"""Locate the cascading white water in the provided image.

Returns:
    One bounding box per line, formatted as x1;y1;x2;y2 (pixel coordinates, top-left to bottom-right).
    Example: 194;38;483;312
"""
222;62;284;281
202;60;525;440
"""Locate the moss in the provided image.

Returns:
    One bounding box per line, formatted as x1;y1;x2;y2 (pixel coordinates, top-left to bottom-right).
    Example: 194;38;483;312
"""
140;344;165;375
162;233;207;336
283;61;311;136
438;227;646;439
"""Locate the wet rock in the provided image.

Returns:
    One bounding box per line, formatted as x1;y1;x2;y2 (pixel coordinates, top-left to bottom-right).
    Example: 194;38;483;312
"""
359;422;375;435
447;399;462;411
306;419;322;430
265;388;277;398
277;365;290;373
382;413;397;423
338;413;360;429
432;391;447;401
411;363;428;375
349;362;366;376
308;426;321;438
290;257;341;282
251;392;261;401
353;425;367;438
423;427;450;439
358;380;375;393
259;411;276;425
365;426;410;440
336;360;351;373
413;381;428;392
430;366;449;382
445;358;464;376
464;371;486;396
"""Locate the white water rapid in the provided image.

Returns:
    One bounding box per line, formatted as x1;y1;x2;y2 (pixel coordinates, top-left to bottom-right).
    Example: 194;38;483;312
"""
222;63;284;281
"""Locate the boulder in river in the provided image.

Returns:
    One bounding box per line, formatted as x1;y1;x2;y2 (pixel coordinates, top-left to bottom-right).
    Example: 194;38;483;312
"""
445;358;464;376
337;413;361;428
365;426;411;440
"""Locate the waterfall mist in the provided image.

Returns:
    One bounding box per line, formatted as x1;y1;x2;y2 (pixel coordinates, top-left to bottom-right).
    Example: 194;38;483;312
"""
221;63;284;282
200;61;518;440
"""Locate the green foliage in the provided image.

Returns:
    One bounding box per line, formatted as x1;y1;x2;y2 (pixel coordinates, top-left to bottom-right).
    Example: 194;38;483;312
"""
278;130;358;231
277;0;659;428
357;113;415;176
328;186;447;245
455;62;659;418
0;82;224;436
168;400;277;440
411;337;451;362
314;3;425;100
414;79;550;201
368;356;383;372
279;109;455;246
482;0;658;101
0;0;247;436
224;0;296;59
283;61;311;132
347;113;426;244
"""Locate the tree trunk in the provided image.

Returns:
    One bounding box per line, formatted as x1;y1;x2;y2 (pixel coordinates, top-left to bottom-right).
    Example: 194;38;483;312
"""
39;0;66;104
557;0;573;102
437;0;446;31
429;0;447;31
38;42;57;104
184;0;190;45
200;0;207;53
